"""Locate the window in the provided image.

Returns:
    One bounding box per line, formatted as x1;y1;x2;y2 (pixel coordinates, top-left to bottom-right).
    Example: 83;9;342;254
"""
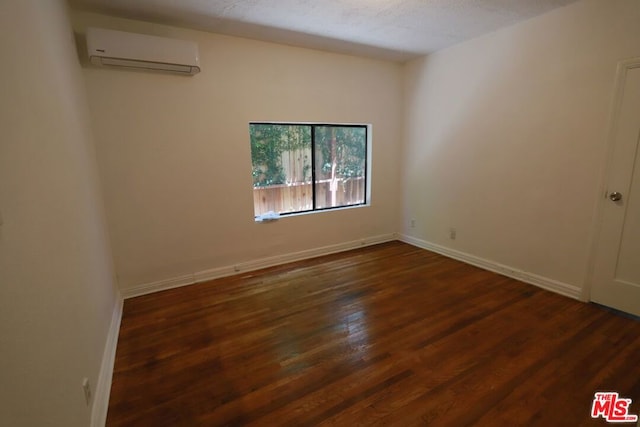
250;123;368;218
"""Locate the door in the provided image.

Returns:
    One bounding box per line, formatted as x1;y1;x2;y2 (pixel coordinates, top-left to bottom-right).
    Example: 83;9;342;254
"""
590;61;640;317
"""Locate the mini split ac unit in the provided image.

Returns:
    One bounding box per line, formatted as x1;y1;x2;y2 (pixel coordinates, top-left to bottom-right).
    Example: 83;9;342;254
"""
86;27;201;75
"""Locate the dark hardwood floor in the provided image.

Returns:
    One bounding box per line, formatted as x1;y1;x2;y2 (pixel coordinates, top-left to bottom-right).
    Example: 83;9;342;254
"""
106;241;640;426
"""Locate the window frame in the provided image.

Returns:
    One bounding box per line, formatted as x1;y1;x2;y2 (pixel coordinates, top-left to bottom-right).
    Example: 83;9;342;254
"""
250;122;370;218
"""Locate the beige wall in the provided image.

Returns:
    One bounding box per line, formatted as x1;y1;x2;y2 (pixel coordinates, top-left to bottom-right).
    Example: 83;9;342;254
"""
0;1;118;426
71;12;404;291
401;0;640;291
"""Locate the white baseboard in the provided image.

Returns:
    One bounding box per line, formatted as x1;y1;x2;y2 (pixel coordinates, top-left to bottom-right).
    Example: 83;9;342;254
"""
121;232;580;302
121;234;396;299
122;273;196;299
91;292;123;427
399;234;582;300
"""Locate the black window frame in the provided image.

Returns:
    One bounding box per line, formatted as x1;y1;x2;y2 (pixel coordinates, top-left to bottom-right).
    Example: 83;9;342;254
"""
250;122;369;217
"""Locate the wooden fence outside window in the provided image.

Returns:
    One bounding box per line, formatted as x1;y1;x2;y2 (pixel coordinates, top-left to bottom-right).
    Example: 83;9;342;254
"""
253;177;365;216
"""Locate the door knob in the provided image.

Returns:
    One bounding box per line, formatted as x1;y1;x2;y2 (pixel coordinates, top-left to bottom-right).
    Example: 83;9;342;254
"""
609;191;623;202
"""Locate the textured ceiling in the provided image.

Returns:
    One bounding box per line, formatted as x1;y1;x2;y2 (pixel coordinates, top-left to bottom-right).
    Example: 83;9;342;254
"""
68;0;581;61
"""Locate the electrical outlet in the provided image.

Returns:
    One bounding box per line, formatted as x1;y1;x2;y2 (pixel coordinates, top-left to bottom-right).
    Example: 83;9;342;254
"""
82;378;92;406
449;228;457;240
410;219;416;228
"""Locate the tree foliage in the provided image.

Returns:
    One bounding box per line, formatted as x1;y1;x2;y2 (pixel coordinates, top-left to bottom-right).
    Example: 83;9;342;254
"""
250;124;311;187
315;126;366;180
250;124;366;187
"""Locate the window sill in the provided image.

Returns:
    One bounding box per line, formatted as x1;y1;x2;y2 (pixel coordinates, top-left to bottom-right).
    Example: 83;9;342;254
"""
254;203;369;222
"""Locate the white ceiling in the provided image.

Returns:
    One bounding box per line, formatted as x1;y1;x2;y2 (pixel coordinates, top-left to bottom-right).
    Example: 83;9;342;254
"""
68;0;580;62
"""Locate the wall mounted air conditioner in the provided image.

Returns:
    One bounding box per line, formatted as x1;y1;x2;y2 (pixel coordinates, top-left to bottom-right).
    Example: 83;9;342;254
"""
86;27;201;75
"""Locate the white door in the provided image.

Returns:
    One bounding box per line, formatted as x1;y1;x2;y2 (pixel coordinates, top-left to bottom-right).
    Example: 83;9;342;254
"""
590;61;640;317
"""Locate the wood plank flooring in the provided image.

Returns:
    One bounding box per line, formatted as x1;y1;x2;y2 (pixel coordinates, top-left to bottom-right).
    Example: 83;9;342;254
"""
106;241;640;426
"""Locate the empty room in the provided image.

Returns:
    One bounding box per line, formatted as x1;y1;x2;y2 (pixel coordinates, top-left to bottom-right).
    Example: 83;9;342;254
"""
2;0;640;426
